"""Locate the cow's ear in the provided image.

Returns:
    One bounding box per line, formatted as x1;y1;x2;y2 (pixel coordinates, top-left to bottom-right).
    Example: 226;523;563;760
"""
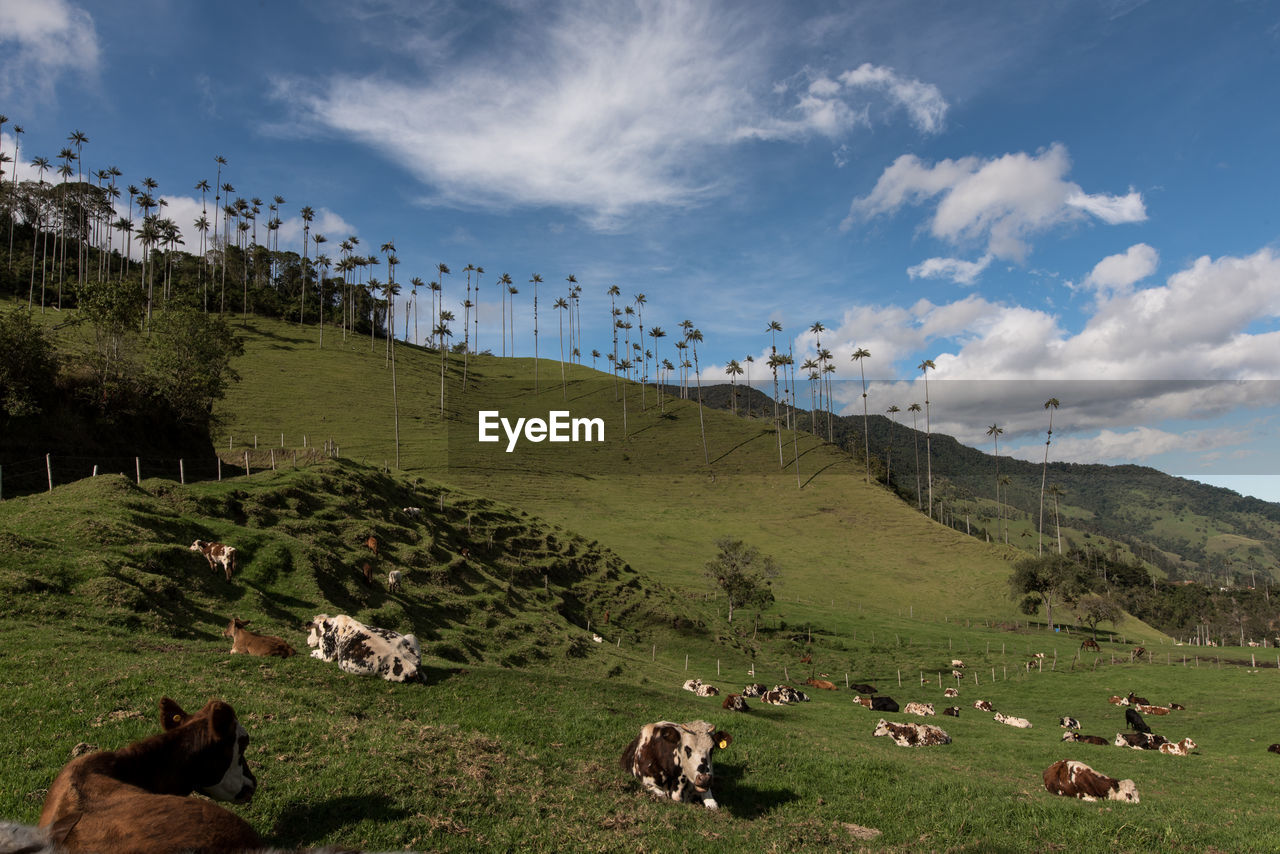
658;725;682;744
207;701;238;739
160;697;188;730
46;813;82;845
714;731;732;750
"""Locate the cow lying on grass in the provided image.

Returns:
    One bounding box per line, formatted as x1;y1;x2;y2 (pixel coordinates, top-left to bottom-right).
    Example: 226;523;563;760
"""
621;721;732;809
873;718;951;747
306;614;421;683
222;618;295;658
39;698;261;854
1062;732;1109;746
1042;760;1139;803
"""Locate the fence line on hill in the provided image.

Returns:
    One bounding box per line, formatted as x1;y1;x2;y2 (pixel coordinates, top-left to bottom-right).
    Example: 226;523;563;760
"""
0;438;339;500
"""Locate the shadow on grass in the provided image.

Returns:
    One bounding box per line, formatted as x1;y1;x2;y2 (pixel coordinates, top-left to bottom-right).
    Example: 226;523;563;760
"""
269;794;409;846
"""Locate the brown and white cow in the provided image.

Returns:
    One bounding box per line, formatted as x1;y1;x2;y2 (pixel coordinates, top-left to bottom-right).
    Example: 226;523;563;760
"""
39;698;261;854
1137;704;1171;716
621;720;732;809
189;540;237;582
682;678;703;693
721;694;749;712
1062;732;1109;746
1108;695;1129;706
872;718;951;747
222;618;295;658
805;677;838;691
903;702;936;717
694;683;720;698
994;713;1032;728
387;569;403;593
943;687;959;698
973;700;995;712
305;614;420;683
853;695;900;713
1157;737;1196;756
1042;760;1139;803
950;659;965;668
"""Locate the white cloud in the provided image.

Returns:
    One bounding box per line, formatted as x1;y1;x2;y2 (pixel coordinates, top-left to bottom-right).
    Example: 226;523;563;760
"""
0;0;98;105
1081;243;1158;293
838;62;948;134
907;253;993;285
844;143;1146;262
1005;425;1253;465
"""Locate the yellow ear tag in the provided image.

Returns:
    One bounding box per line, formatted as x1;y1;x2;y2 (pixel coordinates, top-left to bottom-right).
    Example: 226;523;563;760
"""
172;715;182;723
718;739;728;749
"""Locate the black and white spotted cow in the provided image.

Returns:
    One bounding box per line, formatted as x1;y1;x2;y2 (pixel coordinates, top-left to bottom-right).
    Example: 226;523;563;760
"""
741;683;769;698
621;720;733;809
305;614;420;683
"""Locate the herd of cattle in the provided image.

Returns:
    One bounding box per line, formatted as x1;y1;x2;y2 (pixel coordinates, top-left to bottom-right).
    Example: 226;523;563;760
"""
12;538;1255;850
657;664;1209;809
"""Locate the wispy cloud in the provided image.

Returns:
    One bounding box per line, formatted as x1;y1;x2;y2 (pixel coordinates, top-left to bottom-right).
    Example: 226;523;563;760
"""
844;143;1146;262
0;0;99;106
907;253;993;285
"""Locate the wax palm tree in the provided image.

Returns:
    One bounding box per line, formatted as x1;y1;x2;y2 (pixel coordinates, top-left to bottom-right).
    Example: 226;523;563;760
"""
7;123;23;271
461;263;475;355
987;423;1004;541
1038;397;1061;555
317;253;332;348
67;130;88;290
28;155;50;303
507;284;517;354
436;312;454;414
607;285;621;397
809;321;826;419
1048;483;1065;554
617;359;632;437
885;404;901;483
212;156;226;284
408;276;423;345
564;274;578;358
314;234;329;338
473;265;484;352
743;354;754;417
530;273;543;393
801;358;819;431
649;327;666;411
299;205;314;325
919;358;936;518
554;296;569;399
497;273;513;355
634;293;647;406
851;347;872;483
726;359;744;415
685;326;710;466
907;402;923;509
998;475;1011;544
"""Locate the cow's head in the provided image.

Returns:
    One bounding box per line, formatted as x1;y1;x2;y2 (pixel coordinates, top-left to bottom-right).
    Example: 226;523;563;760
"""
305;615;332;649
657;721;731;793
223;617;249;638
189;540;207;552
159;698;257;804
1110;777;1140;803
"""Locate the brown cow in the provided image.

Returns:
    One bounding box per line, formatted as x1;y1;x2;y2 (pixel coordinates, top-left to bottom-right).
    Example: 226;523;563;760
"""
1081;638;1101;652
804;677;837;691
189;540;237;582
1158;737;1197;756
222;618;295;658
361;561;374;585
39;698;261;854
364;535;379;556
1042;760;1139;803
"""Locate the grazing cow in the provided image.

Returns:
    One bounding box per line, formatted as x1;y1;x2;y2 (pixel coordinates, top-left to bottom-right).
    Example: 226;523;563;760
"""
850;683;877;694
950;659;965;668
621;720;732;809
189;540;237;582
1062;732;1110;746
682;679;703;693
1042;760;1139;803
903;702;936;717
943;687;959;698
1081;638;1101;652
1132;646;1147;661
872;718;951;747
973;700;995;712
994;713;1032;729
1137;704;1171;716
942;707;961;717
1125;707;1151;734
1115;732;1168;750
722;694;749;712
364;535;379;556
360;561;374;585
1267;744;1280;754
951;670;965;680
39;698;261;854
221;618;295;658
1059;716;1080;730
1158;737;1197;756
402;506;423;519
1126;691;1149;706
695;683;720;698
799;653;812;664
805;677;837;691
305;614;420;683
388;569;403;593
741;683;768;698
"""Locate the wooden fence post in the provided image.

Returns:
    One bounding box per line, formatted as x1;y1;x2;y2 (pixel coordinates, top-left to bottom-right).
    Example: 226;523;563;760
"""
47;454;53;492
243;451;250;476
179;459;185;485
134;457;140;485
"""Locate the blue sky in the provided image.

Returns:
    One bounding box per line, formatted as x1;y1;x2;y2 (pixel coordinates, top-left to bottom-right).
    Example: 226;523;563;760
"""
3;0;1279;501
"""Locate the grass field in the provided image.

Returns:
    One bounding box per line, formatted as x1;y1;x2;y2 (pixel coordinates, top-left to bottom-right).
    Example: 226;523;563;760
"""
5;309;1280;852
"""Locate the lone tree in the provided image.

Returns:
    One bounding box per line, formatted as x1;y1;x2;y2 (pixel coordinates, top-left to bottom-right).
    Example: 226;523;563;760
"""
705;538;779;623
1008;553;1089;633
1075;594;1124;640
